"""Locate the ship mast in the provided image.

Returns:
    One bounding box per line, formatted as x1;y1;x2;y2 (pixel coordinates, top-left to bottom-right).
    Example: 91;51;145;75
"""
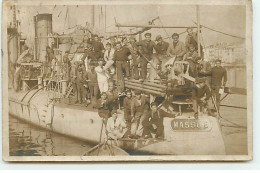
91;5;95;28
196;5;201;57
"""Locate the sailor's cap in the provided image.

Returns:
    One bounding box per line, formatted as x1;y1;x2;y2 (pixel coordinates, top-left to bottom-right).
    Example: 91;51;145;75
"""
144;33;152;37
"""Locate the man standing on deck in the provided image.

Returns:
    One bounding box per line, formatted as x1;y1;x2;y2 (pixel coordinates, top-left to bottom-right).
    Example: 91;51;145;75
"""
87;35;105;60
138;33;156;81
103;42;116;77
95;59;109;93
128;36;139;80
123;90;133;128
76;61;87;104
211;59;227;110
62;50;71;80
86;63;99;108
113;42;132;92
71;61;87;104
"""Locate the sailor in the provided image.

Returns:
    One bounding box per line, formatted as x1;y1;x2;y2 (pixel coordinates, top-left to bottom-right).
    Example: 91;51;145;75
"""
148;60;164;81
103;42;116;76
106;110;128;141
123;90;133;127
96;92;111;119
106;81;119;111
104;42;115;62
113;42;131;92
137;33;156;81
14;63;22;92
166;33;186;61
87;35;105;60
127;36;139;80
50;55;61;78
130;90;150;137
83;43;95;60
198;59;212;87
46;46;55;63
75;61;87;104
153;35;170;70
192;77;212;119
62;50;71;80
210;59;227;110
185;28;204;58
86;62;99;107
142;102;165;139
183;44;201;78
95;59;109;93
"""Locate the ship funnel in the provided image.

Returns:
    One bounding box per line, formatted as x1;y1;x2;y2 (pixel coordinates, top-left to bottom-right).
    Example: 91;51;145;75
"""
34;13;52;62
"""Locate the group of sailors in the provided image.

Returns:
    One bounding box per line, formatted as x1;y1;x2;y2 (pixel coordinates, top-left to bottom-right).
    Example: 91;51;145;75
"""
47;28;228;140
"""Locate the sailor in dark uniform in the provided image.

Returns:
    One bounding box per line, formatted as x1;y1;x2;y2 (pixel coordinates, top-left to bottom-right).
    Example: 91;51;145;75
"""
192;77;212;119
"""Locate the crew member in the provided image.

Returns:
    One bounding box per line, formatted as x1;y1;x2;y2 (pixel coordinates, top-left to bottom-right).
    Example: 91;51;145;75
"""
198;59;212;87
166;33;186;61
95;59;109;93
154;35;170;70
123;90;133;127
14;63;22;92
127;36;139;79
62;50;71;80
183;44;201;78
87;35;105;60
106;110;128;141
211;59;227;110
103;42;115;76
192;77;211;119
138;33;156;81
106;81;119;111
96;92;112;119
113;42;131;92
142;102;166;139
185;28;204;58
130;90;150;137
86;63;99;107
75;61;87;104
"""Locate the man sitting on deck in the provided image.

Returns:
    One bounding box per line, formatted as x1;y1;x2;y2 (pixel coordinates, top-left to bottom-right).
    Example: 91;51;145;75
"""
106;110;128;141
96;92;113;120
142;102;168;139
130;90;150;138
192;77;212;119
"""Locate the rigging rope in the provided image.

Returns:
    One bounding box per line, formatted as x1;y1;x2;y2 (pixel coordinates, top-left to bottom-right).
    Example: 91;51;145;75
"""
158;17;171;42
192;21;245;39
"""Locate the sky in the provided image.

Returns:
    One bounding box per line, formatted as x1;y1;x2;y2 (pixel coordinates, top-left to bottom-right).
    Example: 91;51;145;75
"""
7;4;246;47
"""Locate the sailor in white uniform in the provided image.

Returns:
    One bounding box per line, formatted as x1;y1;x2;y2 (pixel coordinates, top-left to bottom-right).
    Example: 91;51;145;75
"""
95;59;109;93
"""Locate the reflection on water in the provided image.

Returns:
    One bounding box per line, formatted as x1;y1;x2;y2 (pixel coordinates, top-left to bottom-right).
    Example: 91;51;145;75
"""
9;115;94;156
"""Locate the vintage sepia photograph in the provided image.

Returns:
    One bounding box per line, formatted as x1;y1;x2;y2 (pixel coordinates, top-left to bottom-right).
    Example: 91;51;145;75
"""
2;0;252;161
